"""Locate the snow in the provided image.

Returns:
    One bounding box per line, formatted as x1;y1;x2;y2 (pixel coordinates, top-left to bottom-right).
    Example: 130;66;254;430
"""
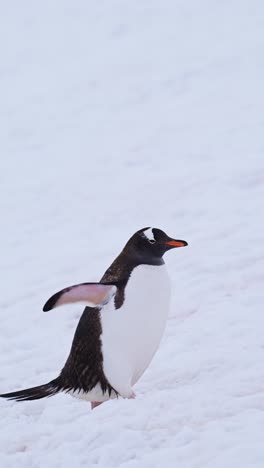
0;0;264;466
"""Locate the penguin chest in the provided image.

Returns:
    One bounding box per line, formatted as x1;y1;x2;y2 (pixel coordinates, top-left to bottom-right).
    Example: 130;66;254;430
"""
100;264;171;395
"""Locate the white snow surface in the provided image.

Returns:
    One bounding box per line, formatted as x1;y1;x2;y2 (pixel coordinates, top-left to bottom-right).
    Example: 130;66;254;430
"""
0;1;264;467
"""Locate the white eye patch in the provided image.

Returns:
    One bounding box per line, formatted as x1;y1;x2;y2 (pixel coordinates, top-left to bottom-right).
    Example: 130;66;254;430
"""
143;228;155;242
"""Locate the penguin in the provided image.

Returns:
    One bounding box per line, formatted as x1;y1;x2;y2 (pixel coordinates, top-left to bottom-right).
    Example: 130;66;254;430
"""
0;227;187;409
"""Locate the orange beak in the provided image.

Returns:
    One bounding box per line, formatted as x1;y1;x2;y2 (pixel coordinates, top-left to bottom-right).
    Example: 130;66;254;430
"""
165;239;188;248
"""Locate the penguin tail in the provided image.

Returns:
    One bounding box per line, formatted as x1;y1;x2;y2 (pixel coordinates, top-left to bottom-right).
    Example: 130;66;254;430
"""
0;377;61;402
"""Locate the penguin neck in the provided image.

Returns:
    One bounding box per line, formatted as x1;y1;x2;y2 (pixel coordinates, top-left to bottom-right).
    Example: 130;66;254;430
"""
100;251;164;285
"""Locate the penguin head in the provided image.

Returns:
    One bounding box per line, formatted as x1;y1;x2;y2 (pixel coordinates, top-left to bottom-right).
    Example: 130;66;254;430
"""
123;227;188;264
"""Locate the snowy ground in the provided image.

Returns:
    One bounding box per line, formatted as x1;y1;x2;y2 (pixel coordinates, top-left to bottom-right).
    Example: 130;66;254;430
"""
1;1;264;467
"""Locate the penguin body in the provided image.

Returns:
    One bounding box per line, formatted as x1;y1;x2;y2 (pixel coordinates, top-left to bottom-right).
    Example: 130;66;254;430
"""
0;228;187;406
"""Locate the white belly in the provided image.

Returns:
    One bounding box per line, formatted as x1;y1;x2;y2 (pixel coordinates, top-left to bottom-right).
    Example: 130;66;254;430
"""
101;264;171;397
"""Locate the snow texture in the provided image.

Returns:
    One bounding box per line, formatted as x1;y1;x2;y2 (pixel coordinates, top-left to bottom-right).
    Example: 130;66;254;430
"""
0;1;264;467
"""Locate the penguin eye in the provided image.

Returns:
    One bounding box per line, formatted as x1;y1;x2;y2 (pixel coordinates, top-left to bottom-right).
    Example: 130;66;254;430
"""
148;239;156;244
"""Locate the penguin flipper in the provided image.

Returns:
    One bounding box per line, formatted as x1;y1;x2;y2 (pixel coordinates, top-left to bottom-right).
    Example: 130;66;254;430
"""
43;283;116;312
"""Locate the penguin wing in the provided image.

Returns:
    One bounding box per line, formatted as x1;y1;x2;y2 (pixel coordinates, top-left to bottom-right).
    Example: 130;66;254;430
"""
43;283;116;312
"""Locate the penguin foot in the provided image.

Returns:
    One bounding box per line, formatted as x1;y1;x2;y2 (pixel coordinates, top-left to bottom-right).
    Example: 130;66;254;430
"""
91;401;103;410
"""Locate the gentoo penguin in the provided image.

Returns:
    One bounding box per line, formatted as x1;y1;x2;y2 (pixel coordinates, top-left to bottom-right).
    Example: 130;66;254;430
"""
0;227;187;409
